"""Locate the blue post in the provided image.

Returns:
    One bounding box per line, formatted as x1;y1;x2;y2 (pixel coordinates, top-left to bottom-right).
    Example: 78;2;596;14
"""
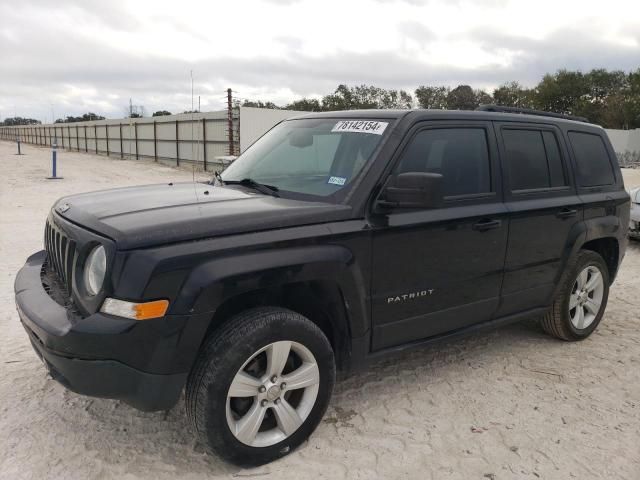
14;135;24;155
46;140;63;180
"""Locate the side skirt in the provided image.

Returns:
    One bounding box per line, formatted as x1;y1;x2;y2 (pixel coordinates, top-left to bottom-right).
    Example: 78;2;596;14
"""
347;306;548;371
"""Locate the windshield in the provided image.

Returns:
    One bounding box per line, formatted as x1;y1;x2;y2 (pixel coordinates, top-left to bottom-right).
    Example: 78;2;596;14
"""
221;118;391;200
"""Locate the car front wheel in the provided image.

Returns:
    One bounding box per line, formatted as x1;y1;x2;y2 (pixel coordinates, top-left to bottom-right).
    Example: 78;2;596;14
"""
186;307;335;466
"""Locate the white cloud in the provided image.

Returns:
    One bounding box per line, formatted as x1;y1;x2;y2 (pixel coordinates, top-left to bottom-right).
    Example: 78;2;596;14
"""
1;0;638;121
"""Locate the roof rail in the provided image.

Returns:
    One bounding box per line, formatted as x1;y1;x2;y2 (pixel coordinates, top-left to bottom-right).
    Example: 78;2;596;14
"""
476;104;589;123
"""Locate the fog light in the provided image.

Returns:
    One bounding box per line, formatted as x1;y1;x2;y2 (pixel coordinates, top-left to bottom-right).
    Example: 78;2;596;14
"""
100;298;169;320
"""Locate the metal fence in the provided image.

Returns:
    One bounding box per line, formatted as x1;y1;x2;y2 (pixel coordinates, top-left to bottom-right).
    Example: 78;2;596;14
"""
0;110;239;171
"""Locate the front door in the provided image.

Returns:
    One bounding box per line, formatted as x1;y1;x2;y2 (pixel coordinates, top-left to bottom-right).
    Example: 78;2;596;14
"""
370;122;508;350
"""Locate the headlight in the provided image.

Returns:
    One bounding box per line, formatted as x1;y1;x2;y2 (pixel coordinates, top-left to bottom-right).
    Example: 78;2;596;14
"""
84;245;106;295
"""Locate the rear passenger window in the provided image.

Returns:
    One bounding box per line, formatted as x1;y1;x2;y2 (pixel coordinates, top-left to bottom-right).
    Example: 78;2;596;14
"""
396;128;491;197
568;132;615;187
502;129;567;191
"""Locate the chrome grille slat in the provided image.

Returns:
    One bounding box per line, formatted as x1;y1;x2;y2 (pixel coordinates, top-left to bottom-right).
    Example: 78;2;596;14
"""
60;236;68;286
65;239;76;293
50;228;57;273
54;231;62;278
44;218;76;299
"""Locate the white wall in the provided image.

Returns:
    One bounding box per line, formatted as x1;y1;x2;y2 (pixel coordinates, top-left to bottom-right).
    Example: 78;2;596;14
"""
239;106;307;152
606;128;640;155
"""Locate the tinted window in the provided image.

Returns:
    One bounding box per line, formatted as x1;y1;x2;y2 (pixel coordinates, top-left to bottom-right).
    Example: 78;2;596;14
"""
503;129;567;191
396;128;491;196
568;132;615;186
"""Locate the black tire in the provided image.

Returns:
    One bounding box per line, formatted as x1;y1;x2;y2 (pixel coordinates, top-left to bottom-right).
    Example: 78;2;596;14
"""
186;307;335;467
541;250;610;341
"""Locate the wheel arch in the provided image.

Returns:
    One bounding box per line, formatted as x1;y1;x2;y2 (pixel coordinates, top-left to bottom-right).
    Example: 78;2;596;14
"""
204;280;354;371
580;237;620;282
172;244;369;373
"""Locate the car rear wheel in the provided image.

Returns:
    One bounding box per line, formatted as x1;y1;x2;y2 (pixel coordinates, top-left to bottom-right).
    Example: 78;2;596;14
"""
186;307;335;466
541;250;610;341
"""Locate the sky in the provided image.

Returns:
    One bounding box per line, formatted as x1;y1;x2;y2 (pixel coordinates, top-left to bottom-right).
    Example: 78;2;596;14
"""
1;0;639;122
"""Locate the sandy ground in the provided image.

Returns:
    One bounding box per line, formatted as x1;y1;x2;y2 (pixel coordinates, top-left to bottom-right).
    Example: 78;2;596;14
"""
1;140;640;480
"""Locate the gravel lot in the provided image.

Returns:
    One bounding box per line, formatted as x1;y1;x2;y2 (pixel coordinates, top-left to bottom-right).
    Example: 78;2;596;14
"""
1;140;639;480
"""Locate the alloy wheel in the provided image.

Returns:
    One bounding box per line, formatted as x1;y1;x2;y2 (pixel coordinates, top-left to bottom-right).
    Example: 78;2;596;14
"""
225;341;320;447
569;265;604;330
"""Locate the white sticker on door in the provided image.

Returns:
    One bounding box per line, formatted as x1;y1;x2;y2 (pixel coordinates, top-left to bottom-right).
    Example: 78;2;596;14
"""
331;120;388;135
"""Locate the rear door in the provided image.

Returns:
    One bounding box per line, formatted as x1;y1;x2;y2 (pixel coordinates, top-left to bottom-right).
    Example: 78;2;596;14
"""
495;122;583;317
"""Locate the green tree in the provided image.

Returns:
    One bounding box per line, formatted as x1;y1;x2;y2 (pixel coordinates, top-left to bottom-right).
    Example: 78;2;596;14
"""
378;89;413;109
322;84;374;110
242;100;280;109
80;112;105;121
284;98;324;111
492;81;534;108
415;86;449;109
446;85;477;110
50;113;105;123
1;116;41;126
604;69;640;129
474;89;493;106
575;69;627;126
152;110;172;116
533;70;589;114
625;69;640;128
321;84;413;110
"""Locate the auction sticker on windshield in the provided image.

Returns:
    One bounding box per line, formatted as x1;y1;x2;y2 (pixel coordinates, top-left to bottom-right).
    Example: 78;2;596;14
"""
332;120;388;135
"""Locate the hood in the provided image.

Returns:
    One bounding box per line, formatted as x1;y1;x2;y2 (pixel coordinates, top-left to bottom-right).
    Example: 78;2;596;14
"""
53;182;351;249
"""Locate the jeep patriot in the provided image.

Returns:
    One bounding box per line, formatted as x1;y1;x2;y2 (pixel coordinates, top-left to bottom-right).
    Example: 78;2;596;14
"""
14;106;630;465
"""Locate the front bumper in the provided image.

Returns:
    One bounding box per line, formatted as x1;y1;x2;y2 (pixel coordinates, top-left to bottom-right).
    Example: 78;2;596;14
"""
14;251;204;411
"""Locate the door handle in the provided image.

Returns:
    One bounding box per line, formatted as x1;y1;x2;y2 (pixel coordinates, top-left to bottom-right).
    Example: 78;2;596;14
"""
472;219;502;231
556;208;577;219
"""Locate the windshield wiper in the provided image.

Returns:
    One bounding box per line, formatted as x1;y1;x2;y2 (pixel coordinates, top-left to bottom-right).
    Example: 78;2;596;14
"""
223;178;280;197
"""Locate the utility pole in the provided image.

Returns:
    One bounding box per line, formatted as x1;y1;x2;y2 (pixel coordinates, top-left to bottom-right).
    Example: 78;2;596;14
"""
227;88;234;156
191;70;195;163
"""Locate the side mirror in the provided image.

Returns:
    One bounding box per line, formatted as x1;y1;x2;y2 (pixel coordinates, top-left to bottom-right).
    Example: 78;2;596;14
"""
377;172;443;210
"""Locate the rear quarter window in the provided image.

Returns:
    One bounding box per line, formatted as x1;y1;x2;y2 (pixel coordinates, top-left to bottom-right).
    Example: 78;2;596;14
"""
568;131;615;187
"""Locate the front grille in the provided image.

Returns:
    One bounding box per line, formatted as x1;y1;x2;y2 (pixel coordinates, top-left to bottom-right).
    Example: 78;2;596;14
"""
44;218;77;296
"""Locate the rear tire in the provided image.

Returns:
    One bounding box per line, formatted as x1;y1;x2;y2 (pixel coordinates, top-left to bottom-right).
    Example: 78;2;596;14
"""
186;307;335;466
541;250;610;341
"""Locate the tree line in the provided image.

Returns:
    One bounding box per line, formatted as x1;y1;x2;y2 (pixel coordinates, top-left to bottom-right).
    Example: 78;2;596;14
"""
243;68;640;129
54;113;106;123
3;68;639;129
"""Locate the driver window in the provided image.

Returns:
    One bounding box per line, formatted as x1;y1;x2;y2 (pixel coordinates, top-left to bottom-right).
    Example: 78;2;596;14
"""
396;128;492;197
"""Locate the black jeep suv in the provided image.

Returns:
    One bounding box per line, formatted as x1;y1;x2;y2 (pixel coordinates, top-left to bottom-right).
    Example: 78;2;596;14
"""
15;106;629;466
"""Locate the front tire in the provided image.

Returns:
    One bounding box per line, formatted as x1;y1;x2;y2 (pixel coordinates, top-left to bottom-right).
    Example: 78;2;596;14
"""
541;250;610;341
186;307;335;466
